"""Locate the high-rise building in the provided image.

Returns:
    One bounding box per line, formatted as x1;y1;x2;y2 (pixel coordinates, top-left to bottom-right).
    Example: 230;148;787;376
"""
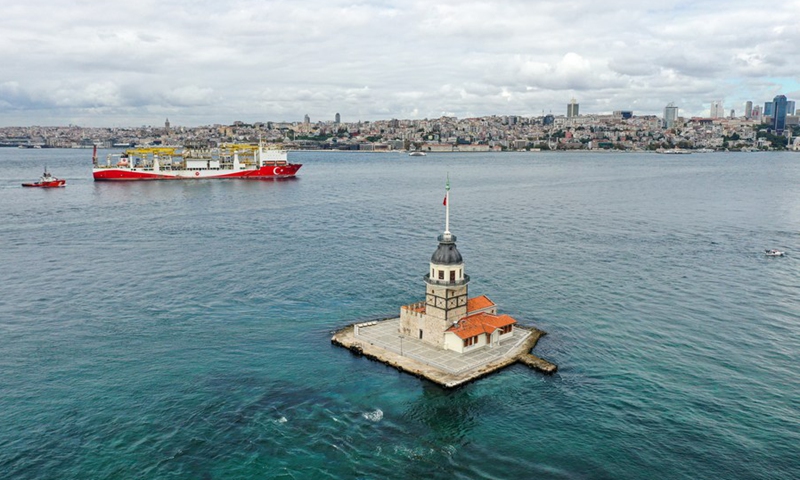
745;101;753;119
788;100;796;116
730;109;735;118
772;95;788;134
710;100;725;118
567;98;579;118
335;113;341;124
752;105;763;122
764;101;774;117
663;102;679;128
303;114;310;124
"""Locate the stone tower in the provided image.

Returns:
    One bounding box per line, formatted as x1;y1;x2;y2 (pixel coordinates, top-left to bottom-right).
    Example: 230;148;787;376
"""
400;177;470;346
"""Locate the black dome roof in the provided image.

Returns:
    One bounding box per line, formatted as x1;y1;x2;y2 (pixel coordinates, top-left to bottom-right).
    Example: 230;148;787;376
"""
431;233;463;265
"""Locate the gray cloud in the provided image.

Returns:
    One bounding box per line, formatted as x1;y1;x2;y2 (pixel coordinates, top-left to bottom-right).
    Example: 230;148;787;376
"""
1;0;798;126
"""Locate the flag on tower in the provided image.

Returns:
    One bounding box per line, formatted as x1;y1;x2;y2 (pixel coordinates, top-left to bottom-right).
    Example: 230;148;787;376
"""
443;195;447;206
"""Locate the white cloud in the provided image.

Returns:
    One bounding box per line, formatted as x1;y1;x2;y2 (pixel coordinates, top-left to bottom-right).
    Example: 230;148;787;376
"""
1;0;799;126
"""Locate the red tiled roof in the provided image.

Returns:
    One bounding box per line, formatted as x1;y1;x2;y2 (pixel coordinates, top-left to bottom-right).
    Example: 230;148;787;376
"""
479;314;516;329
467;295;495;313
446;312;517;339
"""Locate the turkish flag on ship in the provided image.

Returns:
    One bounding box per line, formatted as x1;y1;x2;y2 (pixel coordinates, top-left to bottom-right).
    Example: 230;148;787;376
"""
443;196;447;206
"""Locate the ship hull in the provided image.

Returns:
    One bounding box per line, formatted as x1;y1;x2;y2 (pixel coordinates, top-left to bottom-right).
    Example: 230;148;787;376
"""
93;164;301;181
22;180;66;188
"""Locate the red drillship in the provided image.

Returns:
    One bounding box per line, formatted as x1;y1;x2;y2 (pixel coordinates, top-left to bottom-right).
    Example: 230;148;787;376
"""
92;143;301;181
22;167;66;188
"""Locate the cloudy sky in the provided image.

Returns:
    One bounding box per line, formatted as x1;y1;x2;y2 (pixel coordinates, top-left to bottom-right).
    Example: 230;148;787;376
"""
1;0;799;127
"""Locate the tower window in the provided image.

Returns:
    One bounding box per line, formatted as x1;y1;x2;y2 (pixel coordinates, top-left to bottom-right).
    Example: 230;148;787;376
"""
450;271;456;282
438;270;444;280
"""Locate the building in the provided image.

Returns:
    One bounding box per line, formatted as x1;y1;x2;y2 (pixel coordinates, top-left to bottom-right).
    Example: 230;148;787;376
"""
710;100;725;118
773;95;788;134
752;105;763;122
303;114;310;124
745;101;753;119
663;103;679;128
335;113;341;124
788;100;796;116
399;179;517;353
764;101;774;117
567;98;579;118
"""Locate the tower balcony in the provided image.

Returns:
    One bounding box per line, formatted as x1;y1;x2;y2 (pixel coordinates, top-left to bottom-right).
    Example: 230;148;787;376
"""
424;273;470;286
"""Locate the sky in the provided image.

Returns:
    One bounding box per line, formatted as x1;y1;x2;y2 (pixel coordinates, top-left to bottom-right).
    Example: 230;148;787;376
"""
1;0;799;127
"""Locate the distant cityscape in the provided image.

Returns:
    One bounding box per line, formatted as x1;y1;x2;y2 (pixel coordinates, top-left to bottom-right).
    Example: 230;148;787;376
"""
1;95;798;152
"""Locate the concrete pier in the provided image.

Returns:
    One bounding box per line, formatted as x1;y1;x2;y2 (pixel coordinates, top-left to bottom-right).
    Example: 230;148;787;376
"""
331;317;557;388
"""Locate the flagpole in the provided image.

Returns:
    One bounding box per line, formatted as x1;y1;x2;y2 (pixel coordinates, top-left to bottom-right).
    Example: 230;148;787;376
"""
444;174;450;236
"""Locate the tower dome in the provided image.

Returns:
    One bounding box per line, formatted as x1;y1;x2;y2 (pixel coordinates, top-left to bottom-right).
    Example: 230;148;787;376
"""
425;176;469;288
431;233;463;265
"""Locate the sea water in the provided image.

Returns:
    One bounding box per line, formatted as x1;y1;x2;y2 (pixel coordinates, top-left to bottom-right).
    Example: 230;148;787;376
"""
0;149;798;479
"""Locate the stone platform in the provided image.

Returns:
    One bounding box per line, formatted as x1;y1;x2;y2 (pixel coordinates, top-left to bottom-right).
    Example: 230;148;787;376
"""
331;317;557;388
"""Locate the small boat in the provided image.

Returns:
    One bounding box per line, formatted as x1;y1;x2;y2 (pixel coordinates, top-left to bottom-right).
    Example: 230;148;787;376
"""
22;167;65;188
765;249;785;257
656;148;692;154
409;151;426;156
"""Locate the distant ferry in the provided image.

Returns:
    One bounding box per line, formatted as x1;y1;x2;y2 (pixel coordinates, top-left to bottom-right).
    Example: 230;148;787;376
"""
656;148;692;155
409;151;426;156
92;143;301;181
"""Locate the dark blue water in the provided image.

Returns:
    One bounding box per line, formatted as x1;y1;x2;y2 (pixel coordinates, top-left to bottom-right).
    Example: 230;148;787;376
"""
1;149;798;479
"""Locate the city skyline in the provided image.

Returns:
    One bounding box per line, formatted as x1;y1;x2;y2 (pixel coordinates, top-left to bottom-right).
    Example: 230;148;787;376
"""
1;0;799;127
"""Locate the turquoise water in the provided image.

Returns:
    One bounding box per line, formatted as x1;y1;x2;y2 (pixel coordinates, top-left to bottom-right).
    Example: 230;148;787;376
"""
1;149;798;479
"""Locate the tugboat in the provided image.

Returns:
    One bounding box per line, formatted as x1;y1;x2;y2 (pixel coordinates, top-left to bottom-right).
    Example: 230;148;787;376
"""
765;249;785;257
22;167;66;188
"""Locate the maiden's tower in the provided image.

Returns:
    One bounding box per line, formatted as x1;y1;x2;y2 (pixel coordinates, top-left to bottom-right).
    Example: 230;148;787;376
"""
331;178;556;388
399;177;517;353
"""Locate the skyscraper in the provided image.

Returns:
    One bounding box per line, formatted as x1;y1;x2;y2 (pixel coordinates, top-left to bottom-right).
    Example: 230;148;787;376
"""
745;101;753;119
764;101;774;117
710;100;725;118
772;95;788;134
663;102;679;128
787;100;796;116
567;98;579;118
335;113;341;124
752;105;763;122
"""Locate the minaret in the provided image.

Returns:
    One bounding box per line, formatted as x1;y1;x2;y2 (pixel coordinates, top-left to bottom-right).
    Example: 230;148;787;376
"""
422;176;470;344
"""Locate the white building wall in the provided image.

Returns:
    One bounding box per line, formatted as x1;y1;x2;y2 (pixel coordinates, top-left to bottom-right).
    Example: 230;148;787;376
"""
443;332;465;353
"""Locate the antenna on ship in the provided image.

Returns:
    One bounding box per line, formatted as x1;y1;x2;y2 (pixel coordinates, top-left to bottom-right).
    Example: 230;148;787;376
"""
257;134;263;167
